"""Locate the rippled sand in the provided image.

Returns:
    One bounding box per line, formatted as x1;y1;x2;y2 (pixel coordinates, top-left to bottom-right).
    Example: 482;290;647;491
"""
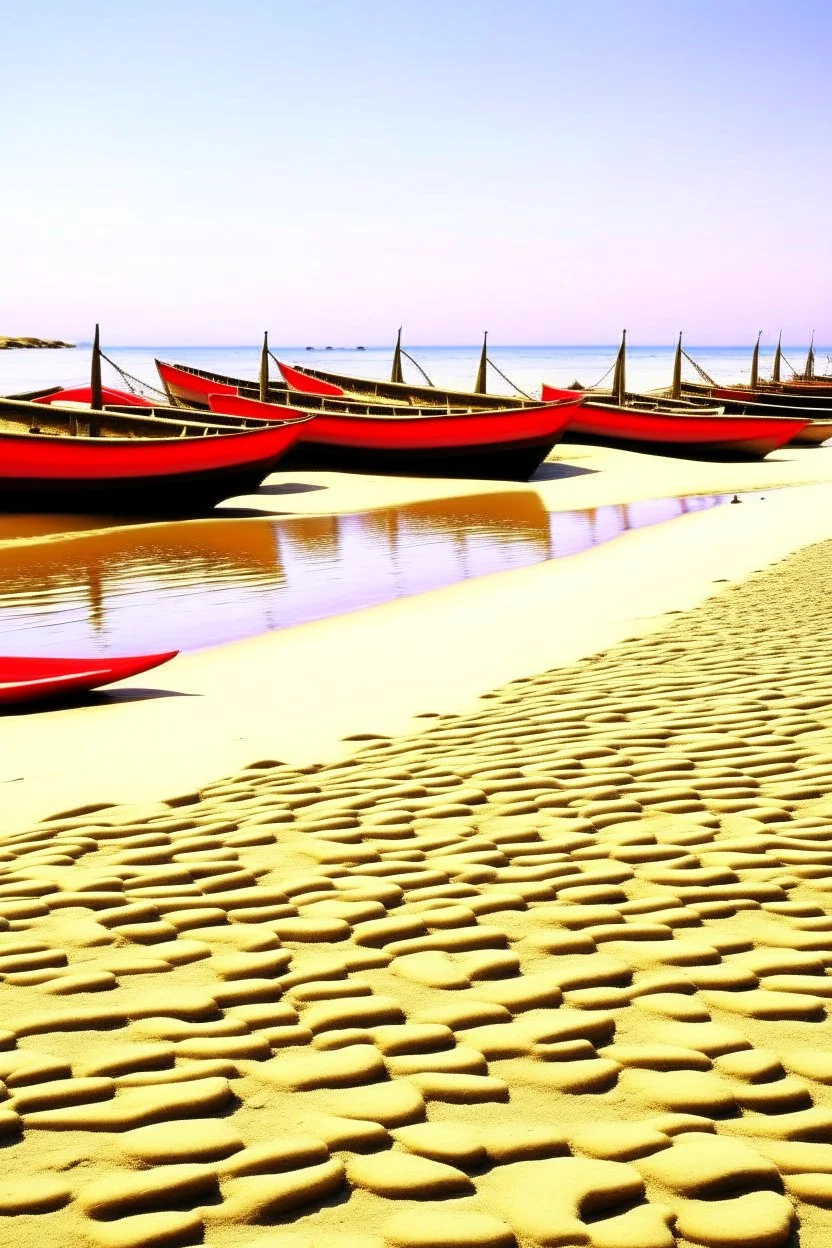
4;541;832;1246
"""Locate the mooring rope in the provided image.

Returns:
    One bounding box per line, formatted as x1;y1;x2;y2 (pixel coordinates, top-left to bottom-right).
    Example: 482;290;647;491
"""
270;346;436;390
267;348;287;376
681;349;717;387
99;351;169;400
583;357;616;393
485;356;534;400
400;348;434;387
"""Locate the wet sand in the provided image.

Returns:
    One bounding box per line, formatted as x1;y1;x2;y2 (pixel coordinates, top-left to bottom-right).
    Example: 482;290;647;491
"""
3;442;832;1245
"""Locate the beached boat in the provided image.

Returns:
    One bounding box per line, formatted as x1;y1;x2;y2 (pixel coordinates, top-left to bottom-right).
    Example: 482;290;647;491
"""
542;333;808;458
0;325;315;510
208;391;582;480
677;335;832;402
676;389;832;445
32;385;154;408
655;335;832;443
0;394;312;512
543;388;807;457
157;357;534;413
156;331;532;414
0;650;178;707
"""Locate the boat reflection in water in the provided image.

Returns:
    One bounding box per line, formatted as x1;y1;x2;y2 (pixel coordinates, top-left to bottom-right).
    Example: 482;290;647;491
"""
0;490;734;658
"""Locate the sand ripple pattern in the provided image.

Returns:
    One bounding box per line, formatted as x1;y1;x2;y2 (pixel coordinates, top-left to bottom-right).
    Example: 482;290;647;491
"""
7;544;832;1245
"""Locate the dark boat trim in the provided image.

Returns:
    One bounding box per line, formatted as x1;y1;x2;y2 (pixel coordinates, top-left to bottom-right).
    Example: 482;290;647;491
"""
279;434;561;481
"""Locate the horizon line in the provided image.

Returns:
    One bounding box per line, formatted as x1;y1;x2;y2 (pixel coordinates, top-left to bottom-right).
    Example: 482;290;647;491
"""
70;342;831;351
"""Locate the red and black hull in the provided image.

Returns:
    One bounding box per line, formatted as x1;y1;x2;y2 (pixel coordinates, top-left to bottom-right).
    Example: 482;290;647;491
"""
0;411;309;514
542;386;808;459
280;433;562;480
0;459;289;513
209;392;582;481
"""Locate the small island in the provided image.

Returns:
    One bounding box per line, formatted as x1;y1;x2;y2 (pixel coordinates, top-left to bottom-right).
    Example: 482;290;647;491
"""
0;336;74;350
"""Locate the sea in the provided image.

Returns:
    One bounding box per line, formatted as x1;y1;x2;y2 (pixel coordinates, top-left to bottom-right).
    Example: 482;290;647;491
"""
2;343;828;402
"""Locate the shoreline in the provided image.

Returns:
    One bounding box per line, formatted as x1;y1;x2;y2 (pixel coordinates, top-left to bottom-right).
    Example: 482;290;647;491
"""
4;439;832;831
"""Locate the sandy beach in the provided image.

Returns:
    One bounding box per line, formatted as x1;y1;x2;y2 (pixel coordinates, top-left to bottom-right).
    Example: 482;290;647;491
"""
4;440;832;832
0;441;832;1247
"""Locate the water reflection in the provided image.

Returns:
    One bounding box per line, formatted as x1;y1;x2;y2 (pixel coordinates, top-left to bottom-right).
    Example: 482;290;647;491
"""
0;490;733;657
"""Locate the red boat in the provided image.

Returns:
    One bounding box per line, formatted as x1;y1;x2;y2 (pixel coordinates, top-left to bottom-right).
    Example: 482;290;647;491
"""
33;386;154;408
157;360;241;407
541;386;808;458
0;651;178;707
208;392;582;479
156;357;533;413
0;396;312;512
277;360;348;397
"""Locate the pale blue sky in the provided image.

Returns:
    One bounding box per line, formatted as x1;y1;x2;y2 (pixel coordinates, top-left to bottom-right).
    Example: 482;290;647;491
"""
2;0;829;344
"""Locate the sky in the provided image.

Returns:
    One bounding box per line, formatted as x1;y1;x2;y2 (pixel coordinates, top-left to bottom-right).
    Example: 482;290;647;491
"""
1;0;830;345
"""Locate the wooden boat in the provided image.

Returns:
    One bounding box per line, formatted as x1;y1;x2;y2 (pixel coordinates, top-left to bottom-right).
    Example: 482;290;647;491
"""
658;335;832;442
0;650;178;707
156;331;532;413
208;391;582;480
681;389;832;444
0;394;312;512
33;385;154;408
0;325;315;511
275;331;538;409
678;334;832;401
542;385;805;457
541;333;808;458
156;357;534;413
543;385;807;457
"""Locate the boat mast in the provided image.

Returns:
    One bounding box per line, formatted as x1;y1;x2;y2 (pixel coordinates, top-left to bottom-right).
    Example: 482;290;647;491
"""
611;330;626;406
90;323;103;411
750;330;761;389
474;331;488;395
670;331;683;399
391;327;404;384
772;331;782;383
804;332;815;380
259;331;270;403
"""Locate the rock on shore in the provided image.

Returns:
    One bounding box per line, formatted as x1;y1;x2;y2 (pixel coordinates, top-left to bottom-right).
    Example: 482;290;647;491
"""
0;336;74;349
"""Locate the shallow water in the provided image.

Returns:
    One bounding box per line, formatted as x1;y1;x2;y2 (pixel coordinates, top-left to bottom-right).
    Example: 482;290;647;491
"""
2;342;829;402
0;489;738;658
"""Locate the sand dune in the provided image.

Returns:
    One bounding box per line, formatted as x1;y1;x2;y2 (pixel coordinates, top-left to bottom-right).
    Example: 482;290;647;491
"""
2;538;832;1244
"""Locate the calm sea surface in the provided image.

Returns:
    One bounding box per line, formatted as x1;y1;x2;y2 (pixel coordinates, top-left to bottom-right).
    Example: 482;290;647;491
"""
3;343;829;401
0;490;739;658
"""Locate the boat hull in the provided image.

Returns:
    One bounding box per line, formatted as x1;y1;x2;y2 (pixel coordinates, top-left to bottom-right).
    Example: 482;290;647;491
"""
788;421;832;446
541;386;807;458
156;359;538;417
0;422;307;513
209;393;580;480
282;434;562;480
157;358;533;413
0;651;178;707
157;360;241;409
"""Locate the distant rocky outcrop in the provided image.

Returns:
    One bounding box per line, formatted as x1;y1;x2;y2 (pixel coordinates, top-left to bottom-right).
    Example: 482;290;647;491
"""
0;336;75;349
